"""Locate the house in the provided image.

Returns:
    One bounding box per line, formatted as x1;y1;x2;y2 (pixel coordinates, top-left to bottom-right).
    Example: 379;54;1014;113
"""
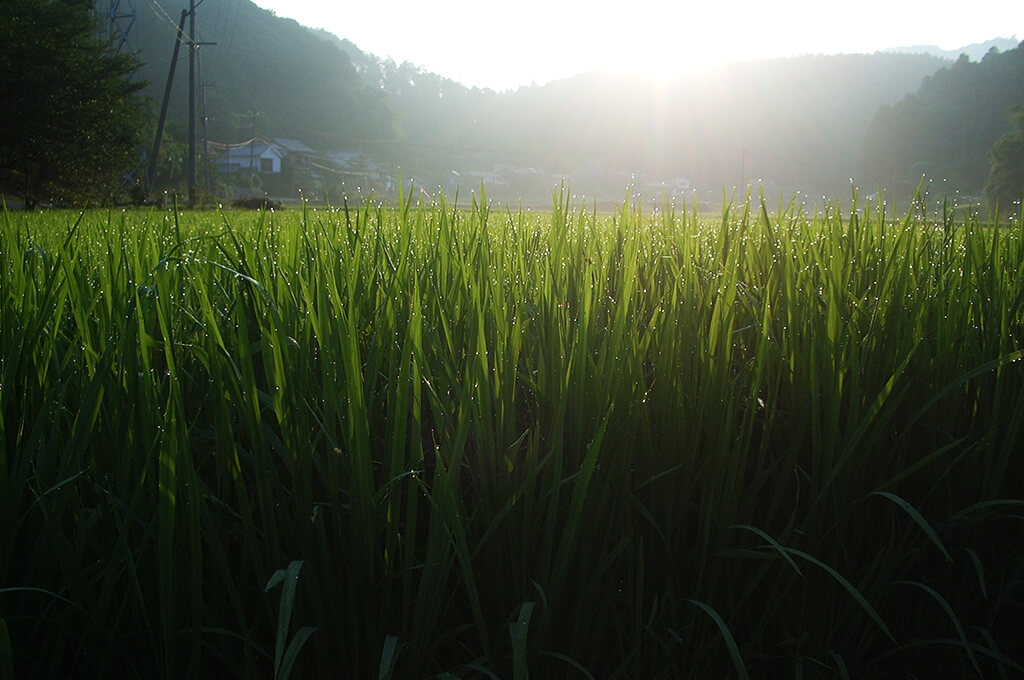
271;138;316;175
215;141;284;174
215;137;328;199
215;138;318;176
272;137;315;155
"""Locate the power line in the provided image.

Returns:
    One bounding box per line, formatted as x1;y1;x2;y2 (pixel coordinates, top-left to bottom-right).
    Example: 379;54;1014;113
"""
142;0;210;44
139;0;184;39
148;0;179;28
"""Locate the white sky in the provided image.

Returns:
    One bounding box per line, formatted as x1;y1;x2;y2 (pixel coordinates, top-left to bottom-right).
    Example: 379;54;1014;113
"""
250;0;1022;91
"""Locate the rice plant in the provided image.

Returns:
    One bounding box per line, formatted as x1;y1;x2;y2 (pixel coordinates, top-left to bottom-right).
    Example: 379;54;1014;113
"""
1;189;1022;679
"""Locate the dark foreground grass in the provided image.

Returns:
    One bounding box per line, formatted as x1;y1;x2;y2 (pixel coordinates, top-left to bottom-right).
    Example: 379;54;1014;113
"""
1;190;1023;679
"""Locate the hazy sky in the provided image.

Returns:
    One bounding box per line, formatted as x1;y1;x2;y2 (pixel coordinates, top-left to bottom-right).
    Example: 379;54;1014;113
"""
250;0;1021;90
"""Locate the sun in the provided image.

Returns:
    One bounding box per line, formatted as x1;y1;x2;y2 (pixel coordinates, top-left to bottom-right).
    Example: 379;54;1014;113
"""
600;21;744;84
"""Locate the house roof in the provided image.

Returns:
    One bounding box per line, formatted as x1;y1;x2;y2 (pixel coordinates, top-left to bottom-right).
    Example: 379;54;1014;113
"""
273;137;315;153
219;143;283;160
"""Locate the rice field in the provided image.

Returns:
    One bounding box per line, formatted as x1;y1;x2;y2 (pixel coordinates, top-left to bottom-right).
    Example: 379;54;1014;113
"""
1;190;1023;679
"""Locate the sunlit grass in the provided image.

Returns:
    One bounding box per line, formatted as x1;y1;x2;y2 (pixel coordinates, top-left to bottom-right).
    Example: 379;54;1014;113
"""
1;190;1022;678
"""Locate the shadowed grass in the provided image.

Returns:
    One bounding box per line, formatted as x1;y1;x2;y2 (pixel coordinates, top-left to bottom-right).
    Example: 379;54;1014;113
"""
1;190;1022;678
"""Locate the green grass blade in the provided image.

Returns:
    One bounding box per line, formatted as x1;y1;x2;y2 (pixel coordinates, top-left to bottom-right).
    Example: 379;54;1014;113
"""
870;492;952;562
686;599;749;680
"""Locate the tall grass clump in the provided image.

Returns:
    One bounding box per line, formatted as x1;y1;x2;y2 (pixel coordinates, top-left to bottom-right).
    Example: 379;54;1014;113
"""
1;190;1023;679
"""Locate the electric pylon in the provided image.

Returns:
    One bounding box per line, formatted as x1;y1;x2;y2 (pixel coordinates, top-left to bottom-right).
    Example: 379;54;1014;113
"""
105;0;137;55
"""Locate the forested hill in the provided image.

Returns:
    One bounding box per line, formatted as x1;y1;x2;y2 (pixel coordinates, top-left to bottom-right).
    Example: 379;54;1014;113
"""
127;0;395;145
124;0;962;197
334;41;947;197
862;41;1024;196
453;54;947;196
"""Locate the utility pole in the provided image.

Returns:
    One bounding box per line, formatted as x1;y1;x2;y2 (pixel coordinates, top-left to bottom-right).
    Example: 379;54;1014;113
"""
188;0;197;206
147;10;187;194
145;2;213;201
187;0;215;207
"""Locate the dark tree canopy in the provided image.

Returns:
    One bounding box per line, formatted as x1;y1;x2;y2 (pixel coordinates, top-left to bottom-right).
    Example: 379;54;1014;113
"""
985;105;1024;215
131;1;396;147
0;0;146;208
862;42;1024;199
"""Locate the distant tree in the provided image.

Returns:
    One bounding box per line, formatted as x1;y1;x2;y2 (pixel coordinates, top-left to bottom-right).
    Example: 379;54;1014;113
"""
985;105;1024;215
862;43;1024;200
0;0;146;209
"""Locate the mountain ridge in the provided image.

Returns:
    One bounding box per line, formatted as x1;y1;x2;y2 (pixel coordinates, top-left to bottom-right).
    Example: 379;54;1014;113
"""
880;36;1019;62
121;0;1019;200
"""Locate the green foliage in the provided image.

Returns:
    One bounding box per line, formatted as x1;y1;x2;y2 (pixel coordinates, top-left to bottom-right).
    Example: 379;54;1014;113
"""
131;0;395;146
265;561;316;680
1;194;1023;679
985;105;1024;215
0;0;146;208
863;42;1024;196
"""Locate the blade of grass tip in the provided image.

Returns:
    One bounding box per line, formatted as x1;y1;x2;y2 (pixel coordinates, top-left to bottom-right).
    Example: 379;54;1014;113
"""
530;580;549;614
686;600;750;680
783;548;895;642
895;581;981;676
463;663;502;680
276;626;316;680
828;650;851;680
962;548;987;600
539;651;598;680
948;499;1024;524
973;626;1011;680
870;492;952;563
510;602;535;680
379;635;401;680
730;525;804;577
